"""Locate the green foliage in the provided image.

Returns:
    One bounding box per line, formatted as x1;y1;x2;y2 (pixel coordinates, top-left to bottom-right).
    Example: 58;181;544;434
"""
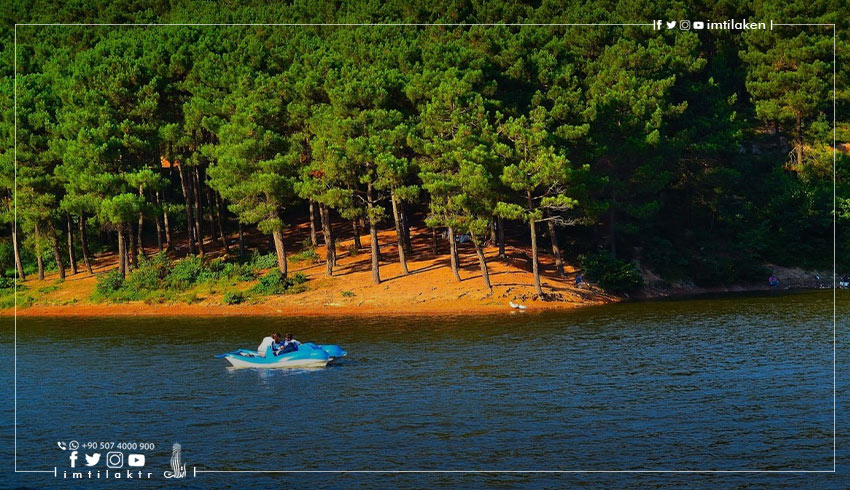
579;252;644;293
6;5;845;302
249;252;278;271
250;270;309;296
222;291;246;305
167;256;204;289
95;270;125;297
290;247;320;263
341;290;355;298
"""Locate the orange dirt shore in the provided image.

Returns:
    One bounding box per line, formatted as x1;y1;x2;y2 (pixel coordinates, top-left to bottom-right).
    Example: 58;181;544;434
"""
2;223;618;318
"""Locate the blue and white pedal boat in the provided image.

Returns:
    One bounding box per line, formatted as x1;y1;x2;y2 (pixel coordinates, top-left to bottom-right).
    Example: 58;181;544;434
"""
216;343;347;369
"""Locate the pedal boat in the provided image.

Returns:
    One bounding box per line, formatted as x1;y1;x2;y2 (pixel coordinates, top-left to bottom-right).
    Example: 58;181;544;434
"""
216;343;347;369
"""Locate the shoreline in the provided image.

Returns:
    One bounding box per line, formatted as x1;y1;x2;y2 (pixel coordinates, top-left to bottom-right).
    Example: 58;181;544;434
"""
3;284;830;319
2;228;832;319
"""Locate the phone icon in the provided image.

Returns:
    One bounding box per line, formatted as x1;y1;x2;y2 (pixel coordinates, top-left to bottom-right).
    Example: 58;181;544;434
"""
57;441;67;450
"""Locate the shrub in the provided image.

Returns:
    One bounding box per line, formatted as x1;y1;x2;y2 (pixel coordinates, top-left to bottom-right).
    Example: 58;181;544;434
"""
95;270;125;296
167;256;204;288
252;269;288;295
198;257;227;282
222;262;256;281
249;252;278;271
290;247;319;263
347;244;359;256
183;292;201;304
251;270;309;296
341;290;355;297
579;251;644;293
0;277;14;289
126;253;172;291
223;291;246;305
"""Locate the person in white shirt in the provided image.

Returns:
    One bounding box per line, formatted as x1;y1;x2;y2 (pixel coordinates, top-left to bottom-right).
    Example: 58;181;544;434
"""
256;334;275;357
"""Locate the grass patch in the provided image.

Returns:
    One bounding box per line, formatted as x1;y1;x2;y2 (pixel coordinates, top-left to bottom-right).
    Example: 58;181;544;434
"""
290;246;320;263
222;291;246;305
341;290;355;298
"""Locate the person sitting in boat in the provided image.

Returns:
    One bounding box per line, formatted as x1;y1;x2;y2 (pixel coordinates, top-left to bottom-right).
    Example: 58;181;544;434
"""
274;333;301;356
256;334;276;357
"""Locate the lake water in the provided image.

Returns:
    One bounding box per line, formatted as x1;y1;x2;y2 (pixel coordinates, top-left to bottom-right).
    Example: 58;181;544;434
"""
2;290;847;488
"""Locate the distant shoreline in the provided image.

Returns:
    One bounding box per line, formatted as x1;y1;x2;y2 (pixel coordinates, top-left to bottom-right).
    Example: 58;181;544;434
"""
4;283;832;319
2;244;832;320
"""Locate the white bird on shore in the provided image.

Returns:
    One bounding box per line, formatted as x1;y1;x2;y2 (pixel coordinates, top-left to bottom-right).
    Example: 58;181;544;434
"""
509;301;527;310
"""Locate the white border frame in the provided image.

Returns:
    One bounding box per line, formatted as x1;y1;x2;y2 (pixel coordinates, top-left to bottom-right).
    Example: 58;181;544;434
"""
11;20;838;477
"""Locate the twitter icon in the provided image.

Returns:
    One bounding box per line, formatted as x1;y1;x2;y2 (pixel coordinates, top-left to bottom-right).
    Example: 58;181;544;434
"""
85;453;101;466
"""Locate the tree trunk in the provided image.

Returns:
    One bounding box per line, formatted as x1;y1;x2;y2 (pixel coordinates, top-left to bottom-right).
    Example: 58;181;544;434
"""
472;236;492;293
431;228;438;255
137;185;146;259
400;202;413;254
447;225;461;282
238;222;246;259
530;219;543;297
157;190;172;251
117;223;126;279
214;192;230;253
79;214;93;274
367;182;381;284
66;213;78;274
127;221;138;268
153;202;164;252
124;227;133;272
497;216;505;258
546;213;564;277
271;228;288;277
352;219;362;250
12;222;25;281
308;200;319;247
48;221;66;280
489;221;497;245
206;185;216;240
34;222;44;280
391;193;409;275
176;163;196;255
320;203;335;276
192;166;205;256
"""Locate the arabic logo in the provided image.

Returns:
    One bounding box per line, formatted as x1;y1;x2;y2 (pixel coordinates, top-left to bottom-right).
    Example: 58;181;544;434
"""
163;443;187;479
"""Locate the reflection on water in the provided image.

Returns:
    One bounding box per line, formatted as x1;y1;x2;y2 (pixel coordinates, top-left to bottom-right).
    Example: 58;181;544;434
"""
1;290;846;489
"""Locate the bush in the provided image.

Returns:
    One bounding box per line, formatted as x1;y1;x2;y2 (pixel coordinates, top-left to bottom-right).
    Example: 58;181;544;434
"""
251;270;309;296
95;270;125;297
222;262;256;281
167;256;204;288
290;247;320;263
249;252;278;271
126;253;172;291
579;251;644;293
341;290;355;297
222;291;246;305
0;277;14;289
252;270;288;295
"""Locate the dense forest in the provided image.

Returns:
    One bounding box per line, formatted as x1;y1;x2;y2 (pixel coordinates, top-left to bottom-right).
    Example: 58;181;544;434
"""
1;0;847;296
